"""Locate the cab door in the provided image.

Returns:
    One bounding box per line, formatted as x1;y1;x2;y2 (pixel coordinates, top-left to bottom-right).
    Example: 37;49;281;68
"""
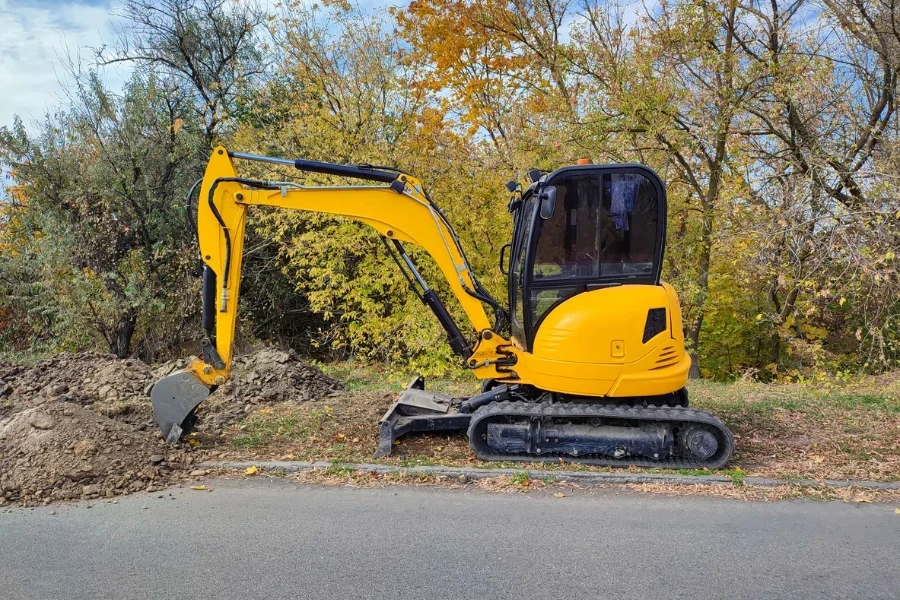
522;165;667;348
508;190;537;345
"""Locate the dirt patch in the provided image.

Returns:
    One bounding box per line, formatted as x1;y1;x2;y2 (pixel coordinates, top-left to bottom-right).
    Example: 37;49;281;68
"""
0;348;345;506
212;390;471;465
0;403;193;507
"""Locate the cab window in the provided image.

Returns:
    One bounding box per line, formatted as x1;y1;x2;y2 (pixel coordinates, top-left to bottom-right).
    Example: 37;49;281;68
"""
532;172;658;282
527;170;660;332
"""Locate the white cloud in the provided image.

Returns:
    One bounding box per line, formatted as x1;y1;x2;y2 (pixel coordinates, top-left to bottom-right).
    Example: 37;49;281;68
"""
0;0;129;129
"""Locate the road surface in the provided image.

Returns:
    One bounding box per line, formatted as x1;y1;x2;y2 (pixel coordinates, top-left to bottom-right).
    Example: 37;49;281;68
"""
1;478;898;599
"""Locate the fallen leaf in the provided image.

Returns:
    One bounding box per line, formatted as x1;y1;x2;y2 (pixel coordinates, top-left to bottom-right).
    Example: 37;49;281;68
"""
245;466;258;476
853;494;872;503
812;455;825;464
553;492;565;498
894;508;900;515
434;446;443;452
352;437;360;443
334;433;345;441
187;438;200;448
191;485;207;491
324;406;333;412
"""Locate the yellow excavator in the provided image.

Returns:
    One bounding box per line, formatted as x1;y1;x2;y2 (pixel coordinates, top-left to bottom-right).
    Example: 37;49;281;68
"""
151;147;734;469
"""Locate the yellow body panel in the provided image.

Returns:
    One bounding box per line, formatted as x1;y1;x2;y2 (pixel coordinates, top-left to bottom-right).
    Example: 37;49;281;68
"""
498;282;689;397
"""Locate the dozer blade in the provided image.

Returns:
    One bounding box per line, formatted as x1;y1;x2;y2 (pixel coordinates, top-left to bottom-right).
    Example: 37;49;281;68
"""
150;370;211;444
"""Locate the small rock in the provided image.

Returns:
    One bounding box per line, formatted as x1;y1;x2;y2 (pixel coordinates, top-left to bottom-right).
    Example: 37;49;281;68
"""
189;469;207;477
50;384;69;395
97;384;117;401
29;413;55;430
49;510;56;515
149;455;165;465
73;439;97;457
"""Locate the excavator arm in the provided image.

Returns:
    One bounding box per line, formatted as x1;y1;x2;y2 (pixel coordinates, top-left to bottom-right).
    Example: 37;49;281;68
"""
151;147;514;443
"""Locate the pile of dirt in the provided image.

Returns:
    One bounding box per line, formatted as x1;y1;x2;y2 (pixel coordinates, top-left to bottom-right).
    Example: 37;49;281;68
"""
150;348;345;437
0;403;192;506
222;348;344;403
0;353;155;423
0;349;343;427
0;347;345;506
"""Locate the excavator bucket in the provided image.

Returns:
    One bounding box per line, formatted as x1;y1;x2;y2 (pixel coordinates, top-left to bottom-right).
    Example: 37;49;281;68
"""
150;371;211;444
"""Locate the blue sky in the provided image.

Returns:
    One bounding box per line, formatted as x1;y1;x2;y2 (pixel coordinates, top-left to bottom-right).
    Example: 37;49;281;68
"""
0;0;136;129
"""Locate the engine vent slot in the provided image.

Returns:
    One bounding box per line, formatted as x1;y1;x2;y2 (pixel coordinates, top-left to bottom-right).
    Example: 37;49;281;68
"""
642;308;668;343
650;344;679;370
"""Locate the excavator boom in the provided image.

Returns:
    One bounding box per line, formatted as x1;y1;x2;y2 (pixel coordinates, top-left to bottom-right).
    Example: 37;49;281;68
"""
151;147;512;442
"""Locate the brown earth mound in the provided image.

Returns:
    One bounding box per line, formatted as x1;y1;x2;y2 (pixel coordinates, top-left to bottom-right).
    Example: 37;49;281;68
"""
0;348;345;506
0;353;154;421
0;403;191;506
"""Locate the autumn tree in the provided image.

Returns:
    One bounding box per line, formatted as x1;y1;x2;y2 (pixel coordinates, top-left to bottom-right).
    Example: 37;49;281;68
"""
0;74;205;357
229;2;514;372
102;0;267;143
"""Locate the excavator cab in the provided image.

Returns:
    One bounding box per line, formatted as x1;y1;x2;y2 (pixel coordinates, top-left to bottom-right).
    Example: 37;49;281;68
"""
150;149;734;469
508;165;665;350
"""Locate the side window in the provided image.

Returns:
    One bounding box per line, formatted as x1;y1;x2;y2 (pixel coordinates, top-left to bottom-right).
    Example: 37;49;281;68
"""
510;196;537;341
533;173;602;280
599;173;657;276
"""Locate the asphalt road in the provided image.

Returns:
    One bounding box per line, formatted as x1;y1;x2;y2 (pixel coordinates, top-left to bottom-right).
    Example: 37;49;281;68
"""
1;479;898;600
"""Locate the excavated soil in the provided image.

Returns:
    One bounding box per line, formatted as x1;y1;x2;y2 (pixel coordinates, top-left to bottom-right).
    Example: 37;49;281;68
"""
0;348;344;506
0;403;192;506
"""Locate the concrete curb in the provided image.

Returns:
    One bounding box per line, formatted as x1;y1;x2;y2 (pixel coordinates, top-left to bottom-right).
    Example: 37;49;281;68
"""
197;460;900;491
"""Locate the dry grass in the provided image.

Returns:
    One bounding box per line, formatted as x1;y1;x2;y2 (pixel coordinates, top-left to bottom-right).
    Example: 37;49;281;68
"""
196;368;900;486
689;378;900;481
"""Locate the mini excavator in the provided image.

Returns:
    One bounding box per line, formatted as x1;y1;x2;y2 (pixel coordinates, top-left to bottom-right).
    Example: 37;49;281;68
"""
151;148;734;469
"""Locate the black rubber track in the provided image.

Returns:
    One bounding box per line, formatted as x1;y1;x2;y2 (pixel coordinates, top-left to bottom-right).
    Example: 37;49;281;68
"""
467;401;735;469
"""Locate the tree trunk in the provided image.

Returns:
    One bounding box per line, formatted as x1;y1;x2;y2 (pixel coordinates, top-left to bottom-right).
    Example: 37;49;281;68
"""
110;309;138;358
686;200;715;379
